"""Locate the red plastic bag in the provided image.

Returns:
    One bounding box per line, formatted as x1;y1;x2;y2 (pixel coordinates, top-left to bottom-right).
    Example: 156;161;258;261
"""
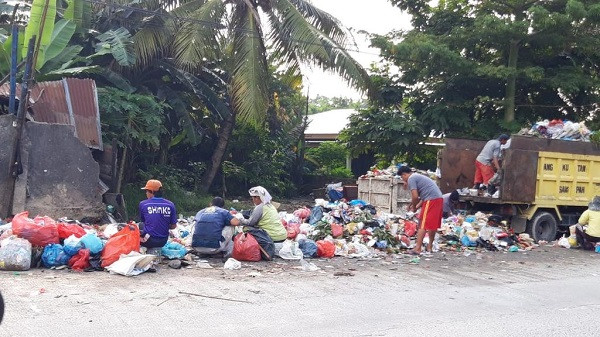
12;211;59;247
331;223;344;238
57;223;86;239
232;233;261;262
404;220;418;237
69;248;90;271
101;224;140;268
316;240;335;258
286;223;301;240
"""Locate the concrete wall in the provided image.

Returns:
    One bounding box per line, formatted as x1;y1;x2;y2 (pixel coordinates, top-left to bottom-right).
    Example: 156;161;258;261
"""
0;116;103;220
0;115;16;217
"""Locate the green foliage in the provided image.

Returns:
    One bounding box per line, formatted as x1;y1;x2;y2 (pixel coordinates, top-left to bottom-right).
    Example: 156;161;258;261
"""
98;87;168;149
23;0;57;69
308;95;367;115
373;0;600;139
95;27;136;66
306;142;352;178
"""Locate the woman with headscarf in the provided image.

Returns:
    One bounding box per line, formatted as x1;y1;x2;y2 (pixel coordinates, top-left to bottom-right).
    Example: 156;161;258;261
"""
240;186;287;242
575;196;600;250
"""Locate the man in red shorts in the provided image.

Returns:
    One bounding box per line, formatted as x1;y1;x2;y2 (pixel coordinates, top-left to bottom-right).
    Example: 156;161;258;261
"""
474;134;510;189
398;166;443;255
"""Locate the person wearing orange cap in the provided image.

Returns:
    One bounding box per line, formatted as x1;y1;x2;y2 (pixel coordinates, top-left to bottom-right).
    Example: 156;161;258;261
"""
139;179;177;248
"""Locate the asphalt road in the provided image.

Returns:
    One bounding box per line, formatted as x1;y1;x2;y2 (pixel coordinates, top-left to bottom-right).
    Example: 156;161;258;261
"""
1;246;600;336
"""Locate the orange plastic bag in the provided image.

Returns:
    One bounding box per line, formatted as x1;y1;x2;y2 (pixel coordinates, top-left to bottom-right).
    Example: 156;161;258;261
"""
12;212;59;247
69;249;90;271
404;220;418;237
316;240;335;258
57;223;86;239
331;223;344;238
101;224;140;268
232;233;261;262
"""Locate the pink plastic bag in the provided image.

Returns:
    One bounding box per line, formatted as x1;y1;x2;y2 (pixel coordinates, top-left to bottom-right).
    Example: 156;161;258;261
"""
331;223;343;238
404;220;417;237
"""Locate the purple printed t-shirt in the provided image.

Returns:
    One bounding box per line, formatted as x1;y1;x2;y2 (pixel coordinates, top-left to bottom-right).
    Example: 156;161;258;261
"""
139;197;177;238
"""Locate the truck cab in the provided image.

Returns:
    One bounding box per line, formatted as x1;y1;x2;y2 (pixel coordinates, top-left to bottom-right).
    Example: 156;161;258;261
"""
439;136;600;242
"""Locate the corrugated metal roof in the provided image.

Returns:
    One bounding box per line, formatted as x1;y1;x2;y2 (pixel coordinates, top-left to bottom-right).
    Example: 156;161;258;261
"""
0;78;103;150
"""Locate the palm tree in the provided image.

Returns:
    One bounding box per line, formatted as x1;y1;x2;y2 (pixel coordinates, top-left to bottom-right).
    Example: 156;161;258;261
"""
122;0;371;192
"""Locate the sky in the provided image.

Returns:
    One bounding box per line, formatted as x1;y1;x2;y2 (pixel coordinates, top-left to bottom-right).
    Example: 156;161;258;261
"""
301;0;412;99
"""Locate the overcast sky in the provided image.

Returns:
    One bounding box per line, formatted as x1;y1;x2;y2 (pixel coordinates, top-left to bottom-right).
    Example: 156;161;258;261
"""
301;0;412;99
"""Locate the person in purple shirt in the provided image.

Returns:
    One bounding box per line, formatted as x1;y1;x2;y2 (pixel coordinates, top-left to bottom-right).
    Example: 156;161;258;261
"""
138;179;177;248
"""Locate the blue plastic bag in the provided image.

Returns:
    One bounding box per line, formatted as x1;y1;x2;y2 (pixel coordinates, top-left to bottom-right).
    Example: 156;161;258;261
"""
461;235;477;247
348;199;367;207
63;235;82;256
298;239;318;258
161;242;187;259
42;244;70;267
80;234;104;254
309;206;323;225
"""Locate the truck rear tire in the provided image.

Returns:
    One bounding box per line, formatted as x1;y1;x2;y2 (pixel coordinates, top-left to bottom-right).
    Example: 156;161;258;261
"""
527;211;558;242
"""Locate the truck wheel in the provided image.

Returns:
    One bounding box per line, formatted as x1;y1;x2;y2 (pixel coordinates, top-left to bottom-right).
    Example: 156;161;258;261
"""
527;211;558;242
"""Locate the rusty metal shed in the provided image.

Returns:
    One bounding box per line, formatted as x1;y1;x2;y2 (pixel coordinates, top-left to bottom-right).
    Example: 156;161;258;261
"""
0;78;103;150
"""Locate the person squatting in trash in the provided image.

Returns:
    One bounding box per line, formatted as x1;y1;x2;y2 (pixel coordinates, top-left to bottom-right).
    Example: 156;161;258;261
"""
575;196;600;250
474;134;510;189
239;186;287;242
442;190;460;218
398;166;443;255
138;179;177;248
191;197;241;258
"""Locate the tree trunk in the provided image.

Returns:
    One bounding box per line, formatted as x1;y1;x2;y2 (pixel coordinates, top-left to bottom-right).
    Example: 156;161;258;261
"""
199;111;236;193
504;40;520;123
115;146;128;194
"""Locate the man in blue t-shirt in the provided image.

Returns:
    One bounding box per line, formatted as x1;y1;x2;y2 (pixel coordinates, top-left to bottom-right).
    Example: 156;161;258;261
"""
192;197;240;257
139;179;177;248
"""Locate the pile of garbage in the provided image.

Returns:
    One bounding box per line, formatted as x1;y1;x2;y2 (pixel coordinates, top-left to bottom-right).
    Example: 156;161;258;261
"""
0;212;164;275
359;164;440;180
519;119;593;142
277;201;544;259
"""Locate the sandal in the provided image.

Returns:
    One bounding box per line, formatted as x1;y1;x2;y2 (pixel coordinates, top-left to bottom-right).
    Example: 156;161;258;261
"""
405;250;421;256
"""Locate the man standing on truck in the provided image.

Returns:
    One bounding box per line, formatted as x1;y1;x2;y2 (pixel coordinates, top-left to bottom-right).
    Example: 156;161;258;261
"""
398;166;443;256
474;134;510;189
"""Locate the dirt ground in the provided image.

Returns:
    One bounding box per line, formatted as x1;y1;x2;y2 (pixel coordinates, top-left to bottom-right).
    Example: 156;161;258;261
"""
2;244;600;336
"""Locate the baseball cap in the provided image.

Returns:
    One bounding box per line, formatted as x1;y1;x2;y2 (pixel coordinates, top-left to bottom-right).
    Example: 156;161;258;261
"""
141;179;162;192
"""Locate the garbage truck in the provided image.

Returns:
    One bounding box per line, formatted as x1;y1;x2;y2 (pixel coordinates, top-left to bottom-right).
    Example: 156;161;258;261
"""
439;135;600;242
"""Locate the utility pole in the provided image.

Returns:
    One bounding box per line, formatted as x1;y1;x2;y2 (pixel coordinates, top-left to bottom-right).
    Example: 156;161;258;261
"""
5;37;36;218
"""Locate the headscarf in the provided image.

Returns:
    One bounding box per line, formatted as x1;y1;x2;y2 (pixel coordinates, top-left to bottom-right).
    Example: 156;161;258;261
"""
249;186;272;204
590;196;600;212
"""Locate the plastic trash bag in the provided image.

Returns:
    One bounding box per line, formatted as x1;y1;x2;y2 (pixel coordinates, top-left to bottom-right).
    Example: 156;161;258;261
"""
277;240;303;260
558;235;570;249
42;244;70;267
223;258;241;270
161;242;187;259
293;207;311;221
232;233;261;262
309;206;323;225
316;240;335;258
63;235;83;256
246;228;275;260
300;259;320;271
403;220;417;237
331;223;344;238
12;212;59;247
298;239;318;258
105;252;155;276
80;233;104;254
103;224;119;239
69;249;90;271
286;223;300;240
0;236;32;271
57;223;86;239
101;224;140;268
